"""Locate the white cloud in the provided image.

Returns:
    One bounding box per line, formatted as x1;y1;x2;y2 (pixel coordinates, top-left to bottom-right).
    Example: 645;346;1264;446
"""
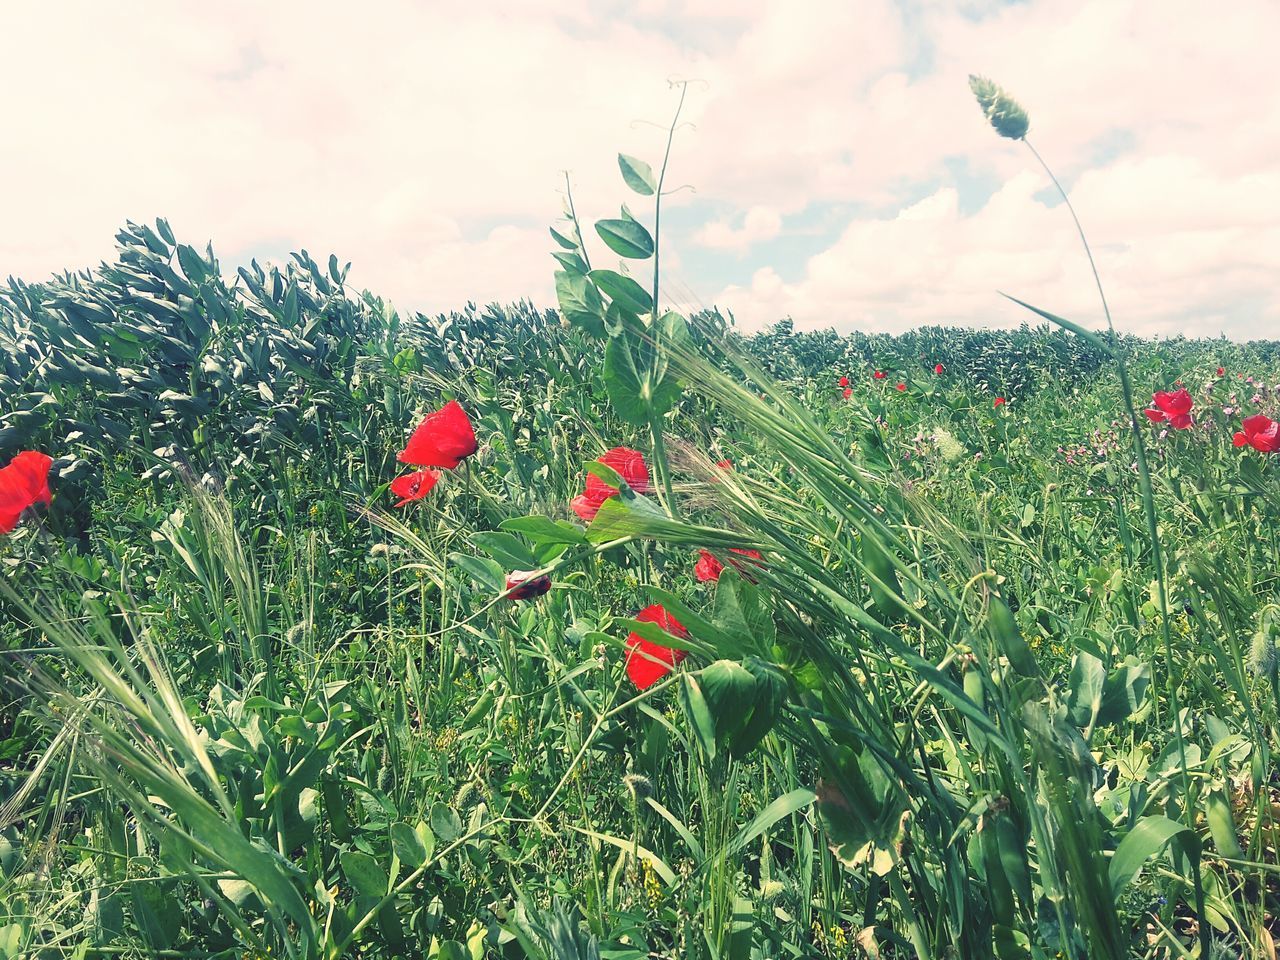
0;0;1276;338
715;160;1280;337
693;206;782;251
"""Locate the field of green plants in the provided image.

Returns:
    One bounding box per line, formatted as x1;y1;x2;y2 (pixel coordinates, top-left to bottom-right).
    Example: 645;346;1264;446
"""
3;81;1280;960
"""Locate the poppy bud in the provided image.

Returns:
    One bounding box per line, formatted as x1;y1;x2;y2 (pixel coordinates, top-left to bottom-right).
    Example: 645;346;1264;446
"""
505;570;552;600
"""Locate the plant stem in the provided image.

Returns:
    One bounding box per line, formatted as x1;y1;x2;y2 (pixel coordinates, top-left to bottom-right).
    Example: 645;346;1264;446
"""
1024;136;1210;960
645;82;689;519
651;81;688;321
564;173;591;273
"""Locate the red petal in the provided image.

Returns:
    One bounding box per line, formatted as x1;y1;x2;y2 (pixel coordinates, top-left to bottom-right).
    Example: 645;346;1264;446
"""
1241;414;1275;437
624;637;677;689
1153;388;1193;416
599;446;650;495
389;468;439;506
694;550;724;582
0;506;22;534
635;603;688;638
1233;432;1248;447
571;493;602;522
5;451;52;506
1143;409;1165;422
399;400;477;468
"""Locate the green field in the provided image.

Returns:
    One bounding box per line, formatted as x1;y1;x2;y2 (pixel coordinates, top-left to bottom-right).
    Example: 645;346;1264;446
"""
4;91;1280;960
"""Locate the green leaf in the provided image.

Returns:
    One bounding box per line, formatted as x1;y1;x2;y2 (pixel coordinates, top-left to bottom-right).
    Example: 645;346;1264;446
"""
500;515;587;546
176;244;209;285
989;597;1039;677
554;270;604;337
566;825;676;885
552;250;589;274
603;337;649;426
712;573;774;658
1065;651;1106;731
817;745;908;876
341;850;389;900
1000;293;1113;356
430;802;463;844
679;674;717;762
644;798;705;860
699;660;756;719
549;225;579;250
595;219;654;260
589;269;653;315
1205;789;1244;859
699;659;783;758
584;493;674;544
618;154;657;196
583;460;625;489
732;658;787;756
471;532;538;570
726;788;816;858
1097;658;1150;726
586;495;746;548
1109;816;1194;897
432;940;468;960
861;535;905;623
390;821;434;868
450;553;506;594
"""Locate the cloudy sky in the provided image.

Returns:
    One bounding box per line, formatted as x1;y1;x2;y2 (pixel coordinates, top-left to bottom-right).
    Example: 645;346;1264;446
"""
3;1;1276;337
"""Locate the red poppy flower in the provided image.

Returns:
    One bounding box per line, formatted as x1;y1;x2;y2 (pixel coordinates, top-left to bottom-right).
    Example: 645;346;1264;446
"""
873;370;887;380
399;400;477;469
993;397;1006;408
625;604;689;690
715;458;733;470
934;363;945;374
571;446;650;522
1234;414;1280;452
1143;388;1193;430
895;382;906;392
0;451;53;534
505;569;552;600
1217;367;1225;377
842;387;853;399
389;468;440;506
694;548;765;583
838;375;849;388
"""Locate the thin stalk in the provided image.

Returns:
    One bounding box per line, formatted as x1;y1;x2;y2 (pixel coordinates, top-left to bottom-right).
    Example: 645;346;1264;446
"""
650;81;688;321
564;173;592;273
645;82;689;519
1024;136;1209;958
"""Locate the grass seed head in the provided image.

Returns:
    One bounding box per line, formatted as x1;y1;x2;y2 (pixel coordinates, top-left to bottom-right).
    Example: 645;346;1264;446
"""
969;74;1030;140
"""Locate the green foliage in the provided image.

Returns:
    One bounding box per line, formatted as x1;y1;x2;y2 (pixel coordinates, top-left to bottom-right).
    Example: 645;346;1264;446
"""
3;148;1280;960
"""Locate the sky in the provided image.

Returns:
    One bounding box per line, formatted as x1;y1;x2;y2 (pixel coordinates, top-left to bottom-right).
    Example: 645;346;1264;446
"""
2;1;1277;338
